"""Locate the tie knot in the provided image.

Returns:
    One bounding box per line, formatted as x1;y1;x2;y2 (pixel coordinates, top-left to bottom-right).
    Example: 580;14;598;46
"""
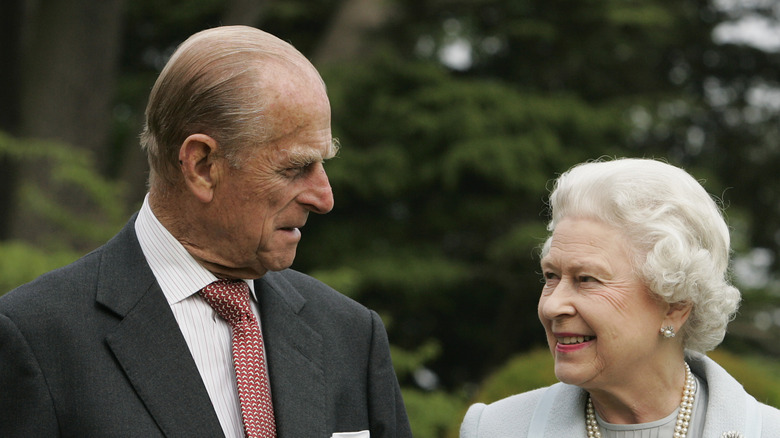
199;279;253;325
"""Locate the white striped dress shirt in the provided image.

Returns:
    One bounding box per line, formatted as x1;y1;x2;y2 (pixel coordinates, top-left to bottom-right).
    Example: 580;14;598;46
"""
134;194;263;438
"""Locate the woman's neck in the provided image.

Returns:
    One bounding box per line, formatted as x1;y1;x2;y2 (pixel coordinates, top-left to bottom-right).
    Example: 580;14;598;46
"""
587;360;687;424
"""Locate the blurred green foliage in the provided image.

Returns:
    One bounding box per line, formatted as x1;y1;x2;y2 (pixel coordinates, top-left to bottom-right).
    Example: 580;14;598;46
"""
390;340;470;437
0;241;80;294
709;349;780;408
405;388;468;438
0;131;128;253
0;132;128;293
468;348;558;404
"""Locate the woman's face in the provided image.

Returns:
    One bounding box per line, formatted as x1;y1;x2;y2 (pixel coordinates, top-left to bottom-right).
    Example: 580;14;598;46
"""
538;217;670;392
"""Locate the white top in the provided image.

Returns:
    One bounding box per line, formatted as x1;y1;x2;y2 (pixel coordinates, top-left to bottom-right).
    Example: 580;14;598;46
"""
134;194;263;438
598;407;677;438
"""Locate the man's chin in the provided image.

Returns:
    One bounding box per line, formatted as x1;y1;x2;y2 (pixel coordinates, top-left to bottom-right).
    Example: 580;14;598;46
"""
206;255;295;279
259;251;297;273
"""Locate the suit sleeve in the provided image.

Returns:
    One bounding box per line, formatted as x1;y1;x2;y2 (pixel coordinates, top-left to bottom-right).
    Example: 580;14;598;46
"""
0;313;59;437
366;309;413;438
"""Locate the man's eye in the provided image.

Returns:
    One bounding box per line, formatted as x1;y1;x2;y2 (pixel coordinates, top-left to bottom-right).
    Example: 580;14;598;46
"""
579;276;597;283
282;161;317;178
281;165;306;177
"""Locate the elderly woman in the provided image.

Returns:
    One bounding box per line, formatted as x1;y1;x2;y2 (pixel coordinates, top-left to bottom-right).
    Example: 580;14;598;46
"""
461;158;780;438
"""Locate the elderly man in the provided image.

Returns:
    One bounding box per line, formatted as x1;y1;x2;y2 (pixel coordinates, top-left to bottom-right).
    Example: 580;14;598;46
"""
0;26;411;438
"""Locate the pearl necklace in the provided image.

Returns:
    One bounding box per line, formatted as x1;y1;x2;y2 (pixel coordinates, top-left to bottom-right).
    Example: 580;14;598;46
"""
585;362;696;438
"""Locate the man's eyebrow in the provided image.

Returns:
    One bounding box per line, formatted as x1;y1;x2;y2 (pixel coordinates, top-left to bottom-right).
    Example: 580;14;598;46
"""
285;138;340;166
326;138;340;159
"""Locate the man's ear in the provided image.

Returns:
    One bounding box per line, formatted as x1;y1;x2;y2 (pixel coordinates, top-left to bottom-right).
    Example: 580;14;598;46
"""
178;134;220;203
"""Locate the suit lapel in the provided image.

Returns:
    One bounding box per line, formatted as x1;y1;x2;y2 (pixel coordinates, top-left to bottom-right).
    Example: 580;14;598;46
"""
257;272;326;438
97;218;224;437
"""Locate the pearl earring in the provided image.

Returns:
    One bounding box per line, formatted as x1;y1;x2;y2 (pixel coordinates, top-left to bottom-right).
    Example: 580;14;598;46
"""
660;325;676;338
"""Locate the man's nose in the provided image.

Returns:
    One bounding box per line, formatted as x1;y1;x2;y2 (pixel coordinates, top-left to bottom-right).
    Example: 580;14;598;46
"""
300;162;334;214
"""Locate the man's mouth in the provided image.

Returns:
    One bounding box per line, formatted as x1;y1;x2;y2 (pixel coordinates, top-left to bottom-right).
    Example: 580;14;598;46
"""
557;336;595;345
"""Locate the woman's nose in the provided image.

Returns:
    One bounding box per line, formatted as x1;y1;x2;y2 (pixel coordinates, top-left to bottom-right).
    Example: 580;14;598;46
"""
539;281;576;320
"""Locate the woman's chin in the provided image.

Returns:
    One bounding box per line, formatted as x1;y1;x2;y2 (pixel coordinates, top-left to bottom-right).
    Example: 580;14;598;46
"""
553;363;590;387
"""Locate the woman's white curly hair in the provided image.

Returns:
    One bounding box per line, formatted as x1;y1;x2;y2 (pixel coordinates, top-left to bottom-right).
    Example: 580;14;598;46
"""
541;157;741;352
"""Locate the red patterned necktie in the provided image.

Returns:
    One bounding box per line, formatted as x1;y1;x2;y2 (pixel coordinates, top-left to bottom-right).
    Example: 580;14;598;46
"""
200;279;276;437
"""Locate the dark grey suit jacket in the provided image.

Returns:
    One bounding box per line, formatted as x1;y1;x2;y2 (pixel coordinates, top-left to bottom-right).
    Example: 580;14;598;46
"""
0;216;411;437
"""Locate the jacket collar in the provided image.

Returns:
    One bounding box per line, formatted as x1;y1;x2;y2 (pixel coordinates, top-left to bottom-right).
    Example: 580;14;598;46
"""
98;216;225;437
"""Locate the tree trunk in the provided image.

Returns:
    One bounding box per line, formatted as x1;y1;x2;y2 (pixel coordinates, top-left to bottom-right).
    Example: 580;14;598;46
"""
19;0;125;166
222;0;270;26
312;0;396;66
0;0;24;238
8;0;126;246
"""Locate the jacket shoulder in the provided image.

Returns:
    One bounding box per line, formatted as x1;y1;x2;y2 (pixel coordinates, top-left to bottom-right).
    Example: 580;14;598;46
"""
0;248;102;312
461;386;550;437
0;216;139;316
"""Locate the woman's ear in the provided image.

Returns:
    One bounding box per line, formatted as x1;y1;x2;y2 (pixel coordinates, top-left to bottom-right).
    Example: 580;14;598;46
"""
178;134;220;203
664;300;693;333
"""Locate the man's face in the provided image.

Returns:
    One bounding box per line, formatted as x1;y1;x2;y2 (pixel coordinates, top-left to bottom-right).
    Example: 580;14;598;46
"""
203;70;336;278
